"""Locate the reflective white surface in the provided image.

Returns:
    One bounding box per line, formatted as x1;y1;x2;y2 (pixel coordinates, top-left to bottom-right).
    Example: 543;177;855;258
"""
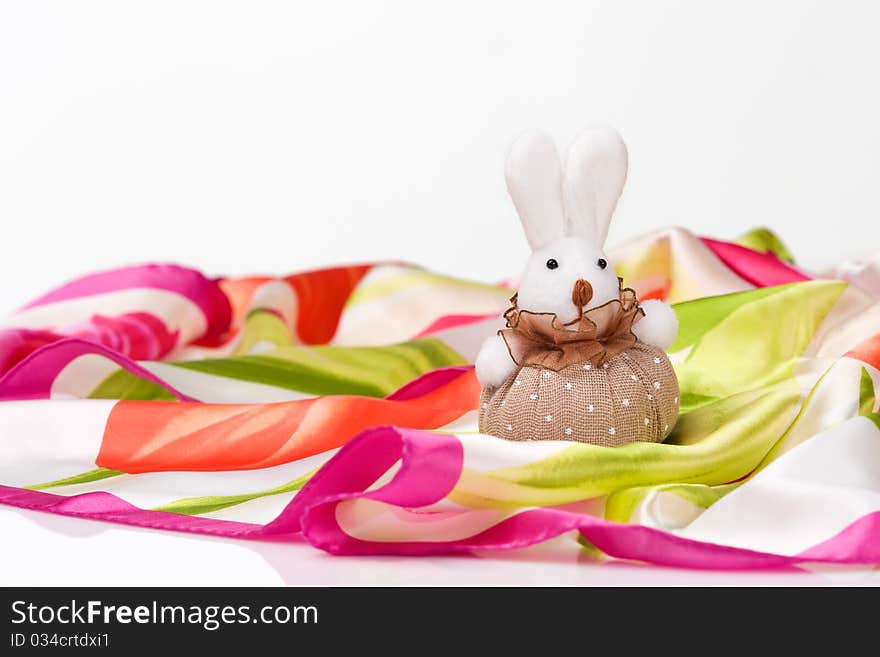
2;506;878;586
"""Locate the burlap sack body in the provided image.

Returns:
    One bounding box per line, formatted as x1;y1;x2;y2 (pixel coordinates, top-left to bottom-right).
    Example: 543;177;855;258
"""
478;344;678;445
478;286;679;446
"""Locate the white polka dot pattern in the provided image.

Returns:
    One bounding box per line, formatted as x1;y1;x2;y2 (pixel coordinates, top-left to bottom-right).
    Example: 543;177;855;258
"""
478;342;679;446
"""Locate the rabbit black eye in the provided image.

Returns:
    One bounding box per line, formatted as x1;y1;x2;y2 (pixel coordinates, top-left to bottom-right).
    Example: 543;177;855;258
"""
546;259;559;270
597;258;607;270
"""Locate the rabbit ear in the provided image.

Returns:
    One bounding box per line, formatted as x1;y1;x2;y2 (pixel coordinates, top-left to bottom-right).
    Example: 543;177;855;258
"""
504;130;566;251
562;125;628;245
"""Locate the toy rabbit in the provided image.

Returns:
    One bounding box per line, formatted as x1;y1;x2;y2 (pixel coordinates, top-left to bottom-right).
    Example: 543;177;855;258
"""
476;125;679;446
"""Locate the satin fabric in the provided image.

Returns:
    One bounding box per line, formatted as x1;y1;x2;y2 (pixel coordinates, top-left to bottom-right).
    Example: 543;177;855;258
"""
0;226;878;569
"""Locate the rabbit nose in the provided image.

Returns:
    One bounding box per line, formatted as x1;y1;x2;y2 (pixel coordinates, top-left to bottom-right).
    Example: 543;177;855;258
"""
572;279;593;309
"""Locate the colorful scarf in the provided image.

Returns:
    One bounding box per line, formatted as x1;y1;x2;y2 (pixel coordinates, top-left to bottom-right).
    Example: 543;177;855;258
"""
0;227;878;569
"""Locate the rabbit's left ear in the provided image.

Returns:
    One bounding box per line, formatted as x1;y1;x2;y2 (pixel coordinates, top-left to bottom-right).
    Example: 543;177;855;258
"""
563;125;628;245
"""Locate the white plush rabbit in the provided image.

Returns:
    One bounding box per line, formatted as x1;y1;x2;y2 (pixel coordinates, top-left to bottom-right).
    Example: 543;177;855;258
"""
475;125;678;391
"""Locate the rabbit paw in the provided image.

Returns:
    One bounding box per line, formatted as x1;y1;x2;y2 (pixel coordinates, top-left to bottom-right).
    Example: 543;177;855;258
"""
633;299;678;350
475;335;517;389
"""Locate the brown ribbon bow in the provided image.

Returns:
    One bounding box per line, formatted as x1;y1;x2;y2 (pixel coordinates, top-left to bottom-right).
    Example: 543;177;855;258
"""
499;282;645;371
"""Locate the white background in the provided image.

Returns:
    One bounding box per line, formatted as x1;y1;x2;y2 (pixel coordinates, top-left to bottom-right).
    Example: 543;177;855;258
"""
1;1;879;585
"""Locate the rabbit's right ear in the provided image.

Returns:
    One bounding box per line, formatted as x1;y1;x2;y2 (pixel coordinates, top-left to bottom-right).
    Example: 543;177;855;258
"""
504;130;566;251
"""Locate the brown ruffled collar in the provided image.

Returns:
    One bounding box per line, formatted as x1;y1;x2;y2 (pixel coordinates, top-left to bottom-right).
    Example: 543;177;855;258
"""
500;281;645;371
